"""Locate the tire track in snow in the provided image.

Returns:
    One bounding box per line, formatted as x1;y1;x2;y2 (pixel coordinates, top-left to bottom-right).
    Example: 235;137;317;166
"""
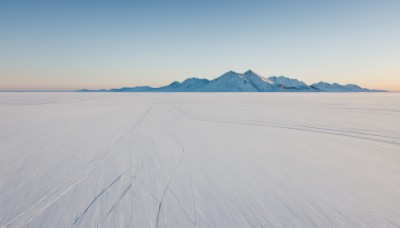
86;102;154;227
155;144;185;228
168;103;400;145
124;102;155;226
3;168;93;228
193;117;400;146
128;139;135;227
97;183;132;228
71;169;130;226
2;103;154;228
253;120;400;141
190;174;197;226
167;187;196;226
151;103;186;228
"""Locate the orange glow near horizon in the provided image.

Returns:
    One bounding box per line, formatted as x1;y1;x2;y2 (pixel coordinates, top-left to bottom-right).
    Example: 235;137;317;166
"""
1;73;398;92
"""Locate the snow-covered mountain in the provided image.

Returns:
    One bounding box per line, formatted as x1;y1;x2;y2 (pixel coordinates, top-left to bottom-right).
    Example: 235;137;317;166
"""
268;76;312;91
242;70;278;92
110;86;153;92
310;82;375;92
196;71;259;92
159;78;211;92
78;70;386;92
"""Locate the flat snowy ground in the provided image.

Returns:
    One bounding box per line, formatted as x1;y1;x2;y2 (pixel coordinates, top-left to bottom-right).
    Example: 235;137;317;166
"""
0;93;399;227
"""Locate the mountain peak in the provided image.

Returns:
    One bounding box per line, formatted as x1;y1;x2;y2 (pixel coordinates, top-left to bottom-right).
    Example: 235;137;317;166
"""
244;70;256;75
168;81;181;86
226;70;239;74
182;77;202;82
217;70;243;79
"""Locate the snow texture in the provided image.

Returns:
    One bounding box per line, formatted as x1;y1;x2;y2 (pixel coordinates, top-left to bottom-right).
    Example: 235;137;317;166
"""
0;92;399;227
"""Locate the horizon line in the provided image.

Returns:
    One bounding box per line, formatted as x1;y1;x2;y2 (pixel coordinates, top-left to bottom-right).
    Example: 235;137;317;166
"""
1;90;397;93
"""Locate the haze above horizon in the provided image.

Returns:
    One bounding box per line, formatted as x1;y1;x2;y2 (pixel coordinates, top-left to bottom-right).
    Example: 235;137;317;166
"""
1;0;399;91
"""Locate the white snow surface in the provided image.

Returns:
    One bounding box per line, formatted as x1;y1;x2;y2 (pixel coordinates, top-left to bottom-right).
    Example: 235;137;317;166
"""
0;92;399;227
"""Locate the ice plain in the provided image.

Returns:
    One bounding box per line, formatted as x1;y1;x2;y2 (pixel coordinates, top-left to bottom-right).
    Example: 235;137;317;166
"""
0;92;399;227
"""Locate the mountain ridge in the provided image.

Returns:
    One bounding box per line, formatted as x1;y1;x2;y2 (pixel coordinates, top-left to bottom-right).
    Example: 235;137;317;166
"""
78;70;386;92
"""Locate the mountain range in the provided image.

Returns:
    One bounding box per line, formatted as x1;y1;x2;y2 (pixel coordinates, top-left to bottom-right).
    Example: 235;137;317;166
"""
78;70;386;92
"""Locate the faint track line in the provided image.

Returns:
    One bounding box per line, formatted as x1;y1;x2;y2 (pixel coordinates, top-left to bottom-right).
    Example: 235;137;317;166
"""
155;145;185;228
168;104;400;144
128;139;135;227
123;102;154;226
139;182;161;204
97;184;132;228
72;169;130;226
253;121;400;141
167;187;196;225
151;103;186;228
193;117;400;146
190;174;197;226
2;103;154;228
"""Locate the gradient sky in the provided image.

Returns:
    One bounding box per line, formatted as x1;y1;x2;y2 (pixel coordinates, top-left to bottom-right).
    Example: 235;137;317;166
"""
1;0;399;91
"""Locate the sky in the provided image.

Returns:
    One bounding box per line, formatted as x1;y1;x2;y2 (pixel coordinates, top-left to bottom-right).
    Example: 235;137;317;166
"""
0;0;399;91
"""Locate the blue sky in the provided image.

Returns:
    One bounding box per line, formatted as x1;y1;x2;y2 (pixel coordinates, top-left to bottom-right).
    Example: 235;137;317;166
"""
0;0;399;90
